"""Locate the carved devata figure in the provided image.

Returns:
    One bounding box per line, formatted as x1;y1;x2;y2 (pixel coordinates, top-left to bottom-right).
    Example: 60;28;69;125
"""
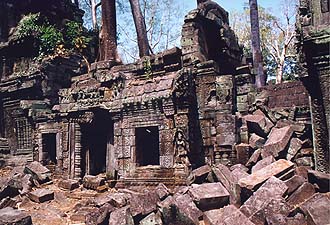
173;129;191;169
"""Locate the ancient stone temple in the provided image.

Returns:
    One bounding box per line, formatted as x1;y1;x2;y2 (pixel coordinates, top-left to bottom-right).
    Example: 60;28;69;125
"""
296;0;330;172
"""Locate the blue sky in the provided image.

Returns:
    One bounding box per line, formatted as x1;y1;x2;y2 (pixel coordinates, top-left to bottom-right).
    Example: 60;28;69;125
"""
183;0;278;14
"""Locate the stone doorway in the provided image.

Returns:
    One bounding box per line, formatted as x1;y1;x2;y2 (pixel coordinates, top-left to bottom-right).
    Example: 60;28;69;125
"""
42;133;57;165
135;126;160;166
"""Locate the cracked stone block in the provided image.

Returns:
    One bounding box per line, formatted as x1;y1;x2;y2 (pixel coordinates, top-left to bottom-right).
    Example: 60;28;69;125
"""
239;159;294;191
251;156;275;173
188;182;230;211
287;182;315;207
307;169;330;192
204;205;254;225
24;161;51;184
262;126;293;158
249;133;266;149
28;188;54;203
0;207;32;225
240;177;288;218
299;193;330;225
58;179;79;190
286;138;303;161
109;206;134;225
83;175;105;190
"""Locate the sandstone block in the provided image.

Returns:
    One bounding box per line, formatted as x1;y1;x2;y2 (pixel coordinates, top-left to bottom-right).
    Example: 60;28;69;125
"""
191;165;212;184
204;205;254;225
109;206;134;225
287;182;315;207
299;193;330;225
155;183;170;200
246;149;261;167
235;143;251;165
0;207;32;225
58;179;79;190
308;169;330;192
24;161;51;184
284;175;306;196
251;155;275;173
188;182;230;211
286;138;303;161
83;175;105;190
28;188;54;203
262;126;293;158
249;133;266;149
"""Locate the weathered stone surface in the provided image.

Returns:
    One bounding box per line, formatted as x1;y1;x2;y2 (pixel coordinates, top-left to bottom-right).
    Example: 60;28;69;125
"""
235;143;251;165
231;167;249;183
294;166;309;179
286;138;303;161
249;133;266;149
251;155;275;173
83;175;105;190
130;191;158;217
109;206;134;225
240;177;288;218
71;206;98;223
155;183;170;200
188;182;230;211
286;182;315;207
93;192;128;208
243;114;271;136
307;169;330;192
286;213;307;225
28;188;54;203
295;157;313;167
191;165;212;184
284;175;306;195
204;205;254;225
58;179;79;190
246;149;261;167
86;203;114;225
0;207;32;225
262;126;293;158
212;164;234;191
230;164;249;172
299;193;330;225
24;161;51;184
139;212;163;225
239;159;294;191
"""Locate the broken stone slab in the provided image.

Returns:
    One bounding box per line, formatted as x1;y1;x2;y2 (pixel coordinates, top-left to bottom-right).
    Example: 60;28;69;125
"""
24;161;51;184
295;157;314;167
284;175;306;196
71;206;99;223
83;175;105;190
243;114;271;137
276;119;306;133
246;149;261;167
240;176;288;218
129;191;159;217
231;167;249;184
86;203;114;225
28;188;54;203
262;126;293;158
249;133;266;149
251;155;275;173
286;182;315;207
235;143;251;165
307;169;330;192
139;212;163;225
230;163;249;172
239;159;294;192
190;165;212;184
212;164;234;192
204;205;254;225
0;207;32;225
286;138;303;161
93;192;128;208
58;179;79;190
155;183;170;200
299;193;330;225
188;182;230;211
109;206;134;225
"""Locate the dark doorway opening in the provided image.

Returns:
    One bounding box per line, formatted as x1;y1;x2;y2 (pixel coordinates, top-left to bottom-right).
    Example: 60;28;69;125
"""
81;111;113;175
42;133;57;164
135;126;160;166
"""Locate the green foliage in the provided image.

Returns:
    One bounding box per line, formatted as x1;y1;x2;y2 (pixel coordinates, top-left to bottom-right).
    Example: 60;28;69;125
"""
143;57;153;79
17;13;41;38
65;21;92;53
39;24;64;54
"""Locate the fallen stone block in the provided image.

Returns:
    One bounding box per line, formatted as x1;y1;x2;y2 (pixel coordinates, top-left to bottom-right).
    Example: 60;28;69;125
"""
231;167;249;184
286;138;303;161
239;159;294;192
71;206;98;223
249;133;266;149
86;203;114;225
294;166;309;179
212;164;234;192
307;169;330;192
287;182;315;207
24;161;51;184
83;175;105;190
276;119;306;133
299;193;330;225
243;114;271;137
28;188;54;203
262;126;293;158
0;207;32;225
58;179;79;190
139;212;163;225
155;183;170;200
230;163;249;172
188;182;230;211
109;206;134;225
204;205;254;225
235;144;251;165
284;175;306;196
130;191;158;217
286;213;307;225
251;155;275;173
93;192;128;208
240;176;288;218
246;149;261;167
191;165;211;184
295;157;313;167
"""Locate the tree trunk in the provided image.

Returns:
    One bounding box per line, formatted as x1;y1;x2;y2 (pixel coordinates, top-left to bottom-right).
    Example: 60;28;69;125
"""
129;0;150;57
249;0;265;87
90;0;98;30
100;0;119;62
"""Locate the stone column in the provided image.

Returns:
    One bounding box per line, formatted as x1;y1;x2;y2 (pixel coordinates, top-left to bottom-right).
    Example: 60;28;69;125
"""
74;123;82;178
